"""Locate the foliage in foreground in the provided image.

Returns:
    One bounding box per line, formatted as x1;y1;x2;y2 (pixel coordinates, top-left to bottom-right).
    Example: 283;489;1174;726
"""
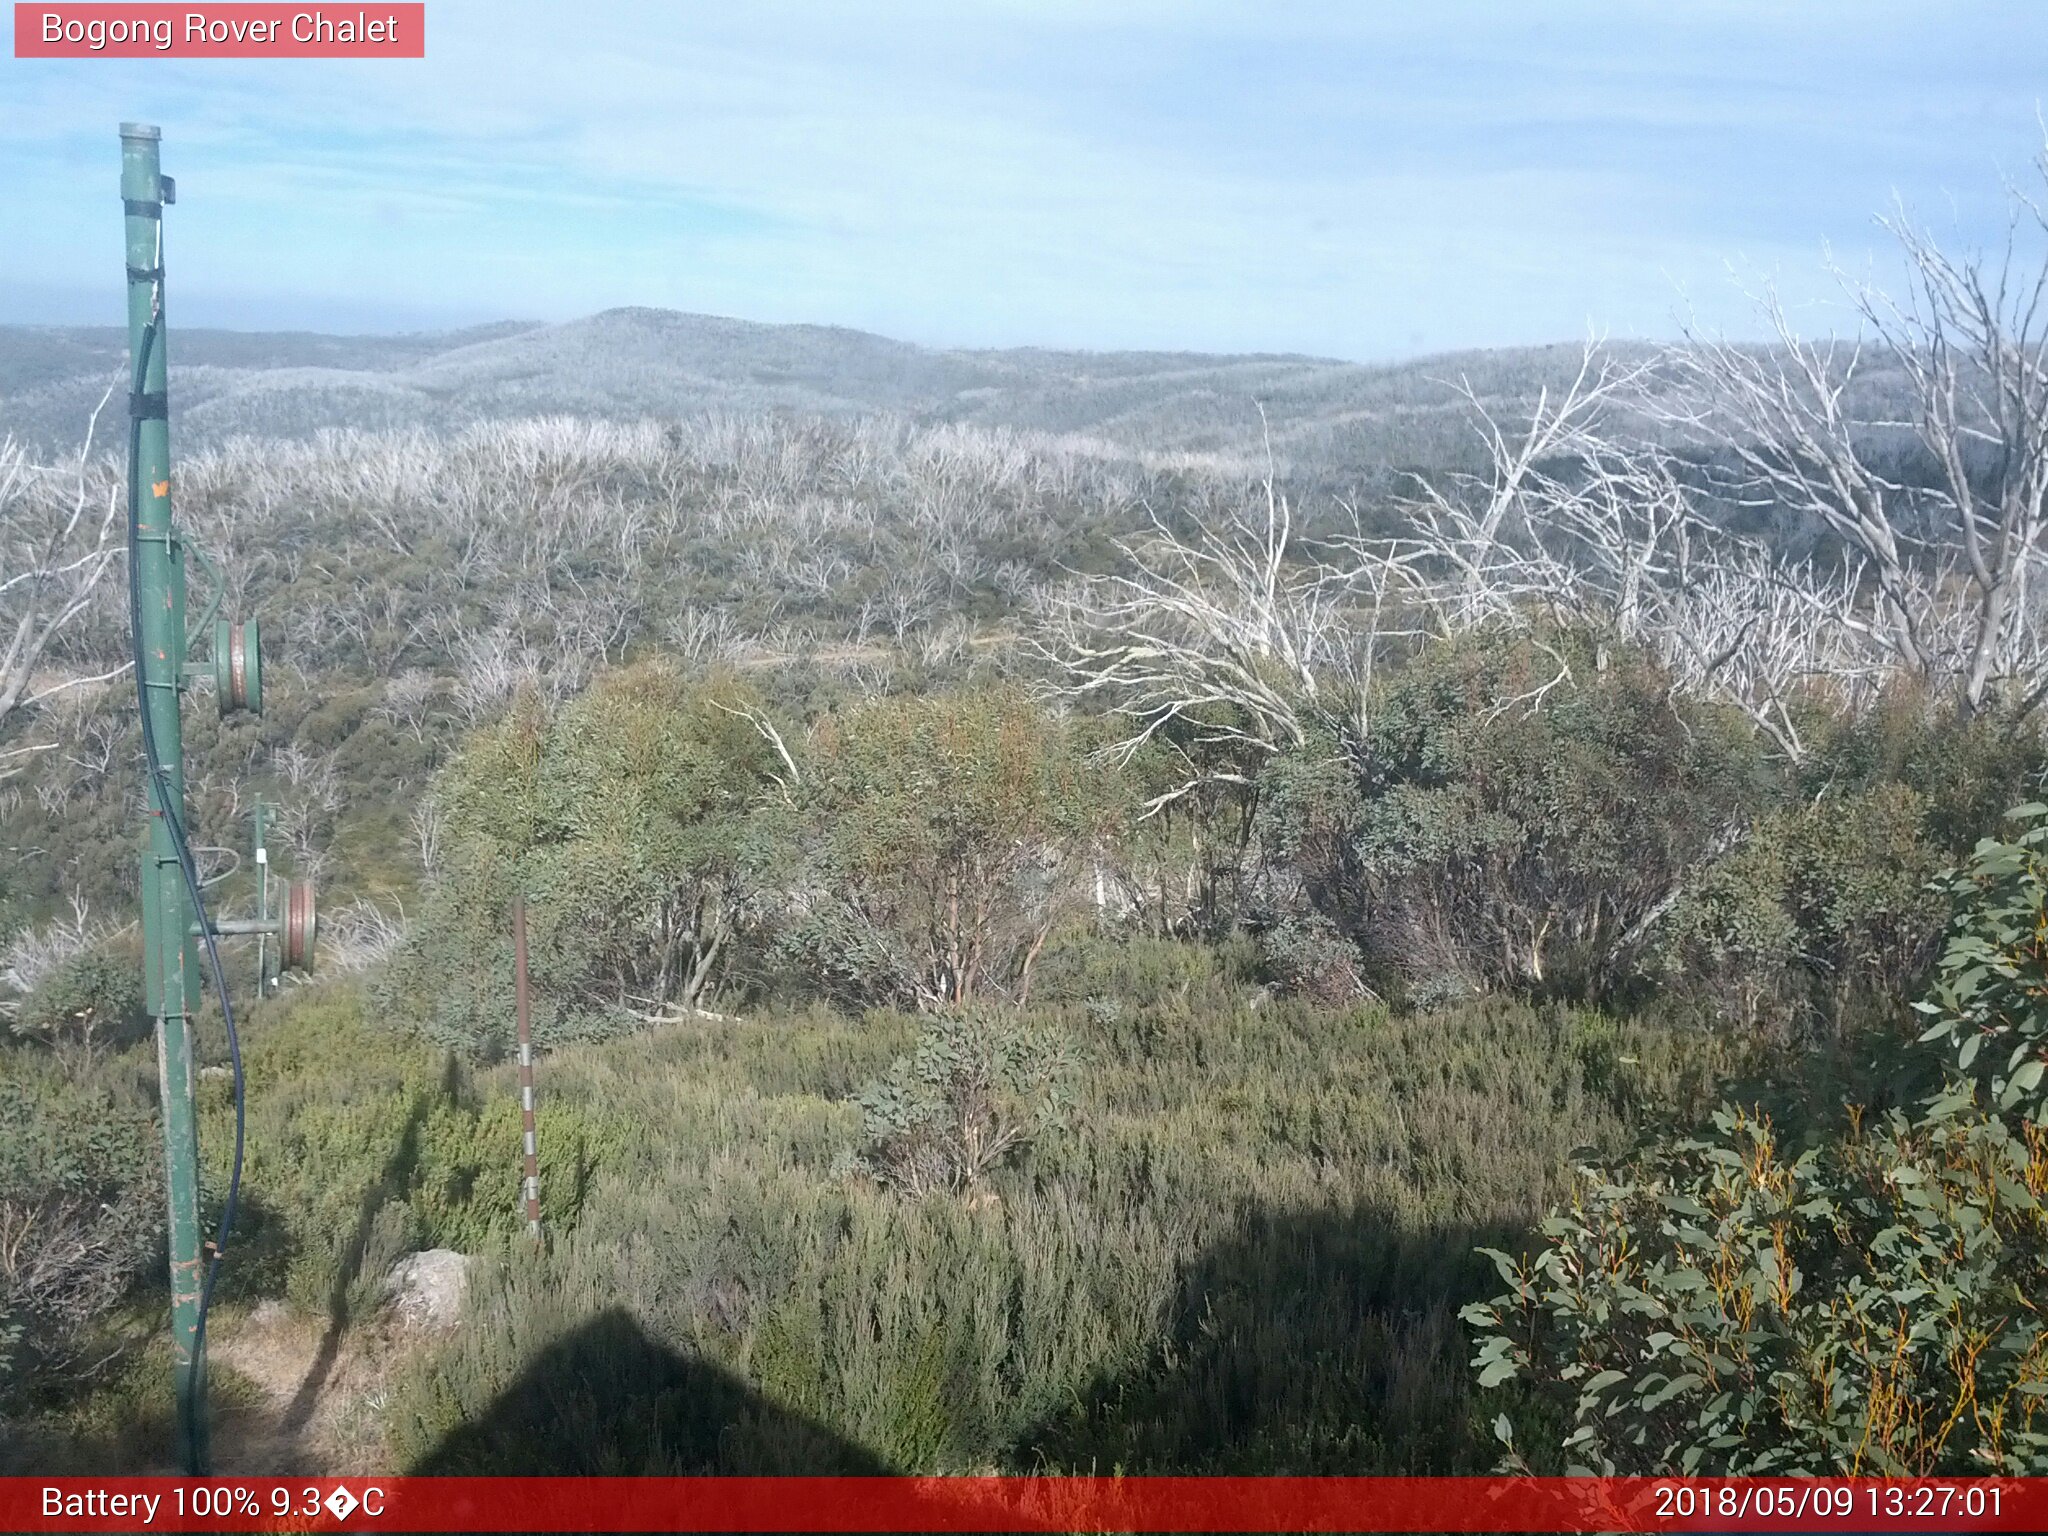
1466;811;2048;1474
194;988;624;1322
0;1051;162;1413
383;954;1722;1473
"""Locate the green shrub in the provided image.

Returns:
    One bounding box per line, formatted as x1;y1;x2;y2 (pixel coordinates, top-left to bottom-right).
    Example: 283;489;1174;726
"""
1248;636;2037;1029
382;665;792;1057
0;1048;162;1410
1915;804;2048;1120
1798;688;2048;859
1659;784;1947;1036
383;990;1720;1475
1027;933;1250;1012
791;689;1128;1010
842;1009;1082;1198
198;986;617;1317
1256;911;1369;1004
1465;810;2048;1475
1255;633;1765;1002
9;942;148;1068
410;1094;628;1252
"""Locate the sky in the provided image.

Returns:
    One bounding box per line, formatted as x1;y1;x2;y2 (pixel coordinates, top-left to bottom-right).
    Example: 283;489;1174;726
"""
2;1;2046;360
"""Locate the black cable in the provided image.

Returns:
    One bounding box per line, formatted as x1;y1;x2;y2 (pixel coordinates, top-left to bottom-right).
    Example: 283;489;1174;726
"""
126;289;245;1467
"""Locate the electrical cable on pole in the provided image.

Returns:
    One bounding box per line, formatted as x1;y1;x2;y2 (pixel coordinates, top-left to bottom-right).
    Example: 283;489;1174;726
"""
120;121;317;1475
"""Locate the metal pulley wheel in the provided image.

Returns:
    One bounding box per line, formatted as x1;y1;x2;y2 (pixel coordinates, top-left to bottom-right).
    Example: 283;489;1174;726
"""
214;616;262;716
280;878;317;972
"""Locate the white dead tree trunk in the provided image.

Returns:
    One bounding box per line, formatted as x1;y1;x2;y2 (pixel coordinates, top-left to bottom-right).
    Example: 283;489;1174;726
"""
0;402;129;771
1394;341;1650;633
1430;416;1891;759
1041;333;1899;780
1863;191;2048;714
1665;304;1942;691
1034;472;1413;815
1652;540;1880;761
1666;143;2048;718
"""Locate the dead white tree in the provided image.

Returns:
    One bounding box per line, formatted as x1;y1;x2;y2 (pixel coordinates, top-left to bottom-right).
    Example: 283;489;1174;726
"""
708;695;802;795
1521;445;1695;641
449;628;548;724
1036;364;1636;808
410;795;445;877
0;401;129;766
1394;342;1652;632
376;668;442;742
1653;541;1881;760
1391;332;1976;757
1;892;118;1013
1041;331;1906;777
318;898;409;974
1034;472;1415;814
1665;144;2048;717
1865;189;2048;713
1664;306;1933;686
665;606;744;663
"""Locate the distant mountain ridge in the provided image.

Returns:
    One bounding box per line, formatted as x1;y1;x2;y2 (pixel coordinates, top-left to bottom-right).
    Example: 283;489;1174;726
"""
0;306;1641;474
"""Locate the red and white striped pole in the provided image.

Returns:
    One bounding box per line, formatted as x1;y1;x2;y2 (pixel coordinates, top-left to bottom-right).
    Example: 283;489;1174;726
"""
513;892;541;1243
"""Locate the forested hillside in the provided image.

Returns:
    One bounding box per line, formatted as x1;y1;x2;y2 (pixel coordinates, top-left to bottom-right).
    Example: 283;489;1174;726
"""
5;181;2047;1478
1;310;1667;476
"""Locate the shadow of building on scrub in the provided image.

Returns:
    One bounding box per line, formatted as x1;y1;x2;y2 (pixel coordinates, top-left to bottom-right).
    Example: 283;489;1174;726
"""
1016;1202;1512;1476
410;1306;893;1475
403;1207;1518;1479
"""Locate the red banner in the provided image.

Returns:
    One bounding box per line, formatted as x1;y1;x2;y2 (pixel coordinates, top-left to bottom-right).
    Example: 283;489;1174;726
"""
3;1477;2044;1533
13;5;425;58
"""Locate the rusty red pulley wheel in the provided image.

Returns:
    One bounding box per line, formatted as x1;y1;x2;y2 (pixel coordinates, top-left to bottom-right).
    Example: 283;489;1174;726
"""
214;616;262;716
280;878;317;971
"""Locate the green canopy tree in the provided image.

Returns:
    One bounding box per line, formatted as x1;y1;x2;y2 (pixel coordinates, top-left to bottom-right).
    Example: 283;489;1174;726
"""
792;689;1127;1010
383;663;792;1056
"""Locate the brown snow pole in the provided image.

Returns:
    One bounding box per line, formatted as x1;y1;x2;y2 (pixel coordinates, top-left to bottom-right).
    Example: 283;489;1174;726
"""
513;893;541;1243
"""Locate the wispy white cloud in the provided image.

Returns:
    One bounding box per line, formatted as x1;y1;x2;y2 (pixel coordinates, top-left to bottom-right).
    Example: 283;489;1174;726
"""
2;1;2044;354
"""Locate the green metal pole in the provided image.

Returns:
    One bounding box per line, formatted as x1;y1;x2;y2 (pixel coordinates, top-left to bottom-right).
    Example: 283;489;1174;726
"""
121;121;207;1475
